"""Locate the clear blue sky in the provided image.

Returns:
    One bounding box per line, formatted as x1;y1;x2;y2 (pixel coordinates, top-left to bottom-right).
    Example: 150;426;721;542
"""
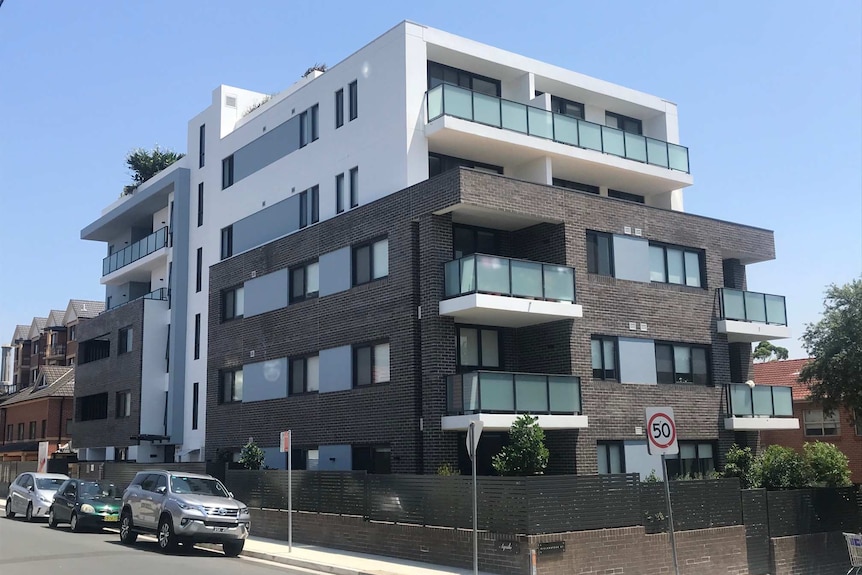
0;1;860;359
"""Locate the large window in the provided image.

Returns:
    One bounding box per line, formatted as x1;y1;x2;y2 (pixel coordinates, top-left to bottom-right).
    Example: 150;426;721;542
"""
353;342;390;386
78;393;108;421
553;178;598;194
606;112;642;135
591;336;617;380
457;326;500;370
655;343;709;385
666;441;715;478
115;391;131;418
550;96;584;119
427;61;501;96
299;185;319;229
221;225;233;260
597;441;625;474
118;326;133;355
352;445;391;474
335;173;345;214
608;189;645;204
335;89;344;128
290;355;320;394
290;261;319;303
586;231;614;277
222;286;244;321
300;104;319;147
803;409;840;436
649;243;704;288
453;225;499;259
349;166;359;208
79;335;110;364
348;80;358;121
352;238;388;285
222;155;234;189
220;368;243;403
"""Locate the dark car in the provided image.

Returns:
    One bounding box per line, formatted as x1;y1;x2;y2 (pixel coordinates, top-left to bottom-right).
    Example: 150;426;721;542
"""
49;479;123;532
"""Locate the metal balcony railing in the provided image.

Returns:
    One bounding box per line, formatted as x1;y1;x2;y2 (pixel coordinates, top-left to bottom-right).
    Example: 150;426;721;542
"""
447;371;582;415
427;83;690;173
444;254;576;303
102;227;168;276
718;288;787;325
726;383;794;418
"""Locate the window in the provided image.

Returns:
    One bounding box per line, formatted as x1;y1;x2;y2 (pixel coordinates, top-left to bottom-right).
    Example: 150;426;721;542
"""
608;189;645;204
65;419;71;435
222;286;244;321
299;185;320;228
197;182;204;227
456;326;500;370
352;445;391;474
803;409;840;436
291;448;320;470
222;155;234;189
348;80;358;120
349;166;359;208
597;441;625;474
78;393;109;421
606;112;642;135
649;243;704;288
196;247;203;292
655;343;709;385
69;325;76;341
220;368;243;403
290;355;320;394
352;238;388;285
192;382;199;430
116;391;131;418
290;261;319;303
198;124;206;167
5;424;12;441
28;421;36;440
17;423;24;440
666;442;715;478
41;420;46;439
550;96;584;119
856;412;862;436
78;334;110;364
452;225;499;259
553;178;598;194
118;326;133;355
591;336;617;380
427;61;501;97
299;104;319;147
299;190;307;228
428;152;503;178
194;314;201;360
311;185;319;223
586;231;614;277
221;225;233;260
336;173;345;214
353;342;390;386
335;89;344;128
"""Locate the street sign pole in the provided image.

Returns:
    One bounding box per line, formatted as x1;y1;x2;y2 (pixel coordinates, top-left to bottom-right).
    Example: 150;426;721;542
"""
288;430;292;553
467;420;483;575
661;454;680;575
645;408;680;575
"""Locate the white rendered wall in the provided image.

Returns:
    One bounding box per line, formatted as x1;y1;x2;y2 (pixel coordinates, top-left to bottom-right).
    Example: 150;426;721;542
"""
140;299;169;438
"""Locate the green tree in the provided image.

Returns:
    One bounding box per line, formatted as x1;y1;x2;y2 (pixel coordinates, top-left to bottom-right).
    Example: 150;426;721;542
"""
492;414;549;476
753;341;789;362
722;444;755;488
238;439;265;470
803;441;851;487
749;445;811;489
799;279;862;414
124;145;185;194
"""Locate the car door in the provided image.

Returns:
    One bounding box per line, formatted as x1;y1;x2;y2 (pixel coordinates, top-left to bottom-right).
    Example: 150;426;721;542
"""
146;474;168;527
57;480;77;522
131;474;155;528
8;475;25;513
13;474;33;513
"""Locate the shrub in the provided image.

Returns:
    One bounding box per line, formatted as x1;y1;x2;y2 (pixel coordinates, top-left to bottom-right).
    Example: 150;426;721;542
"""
804;441;852;487
436;463;459;476
722;444;755;488
491;414;549;476
239;439;265;470
749;445;811;489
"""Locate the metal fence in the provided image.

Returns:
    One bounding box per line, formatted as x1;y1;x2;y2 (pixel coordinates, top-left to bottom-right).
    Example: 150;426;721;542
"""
68;462;209;490
641;478;743;534
0;461;37;498
766;487;860;537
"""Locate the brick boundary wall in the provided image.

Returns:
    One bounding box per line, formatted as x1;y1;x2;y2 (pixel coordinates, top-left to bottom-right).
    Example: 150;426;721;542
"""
248;508;749;575
770;532;852;575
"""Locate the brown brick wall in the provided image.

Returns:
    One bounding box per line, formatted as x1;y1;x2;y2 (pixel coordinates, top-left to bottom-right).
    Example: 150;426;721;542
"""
770;532;851;575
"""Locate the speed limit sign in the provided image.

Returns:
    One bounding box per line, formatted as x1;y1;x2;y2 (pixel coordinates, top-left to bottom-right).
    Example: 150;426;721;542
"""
645;407;679;455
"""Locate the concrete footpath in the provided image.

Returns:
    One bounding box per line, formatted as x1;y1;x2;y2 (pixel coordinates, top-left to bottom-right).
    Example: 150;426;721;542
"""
0;499;492;575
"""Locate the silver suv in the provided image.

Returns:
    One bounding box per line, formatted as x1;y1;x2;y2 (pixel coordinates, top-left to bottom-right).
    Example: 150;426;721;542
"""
119;470;250;556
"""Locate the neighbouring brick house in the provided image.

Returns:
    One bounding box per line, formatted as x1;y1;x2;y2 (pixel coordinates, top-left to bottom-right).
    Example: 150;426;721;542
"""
62;299;106;367
0;366;75;461
9;325;31;394
757;358;862;481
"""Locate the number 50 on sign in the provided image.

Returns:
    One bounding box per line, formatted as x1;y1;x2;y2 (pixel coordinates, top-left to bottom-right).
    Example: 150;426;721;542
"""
645;407;679;455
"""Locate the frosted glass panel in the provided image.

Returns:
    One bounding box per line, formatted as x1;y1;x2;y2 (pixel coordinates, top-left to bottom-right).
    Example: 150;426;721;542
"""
445;260;461;297
745;292;767;323
752;386;773;416
460;256;476;293
554;114;578;145
722;289;746;320
646;138;669;167
528;107;553;139
515;375;547;412
674;345;691;380
681;443;696;459
666;248;684;284
473;92;501;126
650;246;666;282
463;373;479;412
730;384;753;416
578;121;602;151
427;85;443;119
444;84;472;120
603;127;625;156
501;100;528;133
773;387;793;416
481;330;500;368
306;262;319;294
373;343;390;383
609;445;623;473
372;240;388;279
510;260;542;298
543;266;575;302
684;252;701;287
668;144;689;172
459;328;478;366
624;133;647;162
765;295;787;325
306;356;319;392
549;376;580;413
476;255;510;294
480;372;514;411
235;287;245;317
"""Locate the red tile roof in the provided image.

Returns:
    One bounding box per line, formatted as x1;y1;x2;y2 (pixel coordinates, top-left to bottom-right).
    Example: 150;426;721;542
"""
753;359;812;401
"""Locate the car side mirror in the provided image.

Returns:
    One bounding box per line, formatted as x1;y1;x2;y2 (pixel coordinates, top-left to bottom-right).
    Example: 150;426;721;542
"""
155;486;167;495
28;485;34;492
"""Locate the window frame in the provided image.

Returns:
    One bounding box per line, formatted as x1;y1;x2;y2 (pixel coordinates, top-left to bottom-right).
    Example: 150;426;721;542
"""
222;285;245;321
115;390;131;419
591;335;618;380
608;189;645;204
803;408;840;437
553;178;599;194
586;230;615;277
605;111;643;135
290;354;320;395
192;382;199;430
550;95;585;120
197;182;204;227
455;325;502;371
654;342;711;385
222;155;234;189
648;242;706;288
352;237;388;286
352;340;391;387
335;89;344;128
221;225;233;260
596;441;625;474
198;124;206;168
290;260;320;304
28;421;36;440
348;80;358;121
335;173;345;214
118;326;133;355
195;247;203;292
349;166;359;208
193;313;201;360
427;61;502;97
452;223;501;259
220;367;243;404
665;441;716;479
17;422;24;440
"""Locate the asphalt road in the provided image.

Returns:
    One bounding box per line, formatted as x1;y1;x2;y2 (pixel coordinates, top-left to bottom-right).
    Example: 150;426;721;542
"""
0;513;314;575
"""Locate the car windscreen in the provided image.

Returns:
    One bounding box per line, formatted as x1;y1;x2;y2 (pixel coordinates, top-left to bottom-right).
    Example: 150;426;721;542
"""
80;482;121;499
170;476;230;497
35;477;66;490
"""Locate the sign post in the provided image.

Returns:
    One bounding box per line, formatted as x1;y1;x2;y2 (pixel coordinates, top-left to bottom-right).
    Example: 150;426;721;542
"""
467;419;484;575
645;407;680;575
280;430;292;552
37;441;49;473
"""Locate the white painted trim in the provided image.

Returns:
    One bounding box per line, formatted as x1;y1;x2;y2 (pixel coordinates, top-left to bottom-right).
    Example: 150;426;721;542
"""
724;417;800;431
442;413;589;431
717;320;792;343
439;293;583;328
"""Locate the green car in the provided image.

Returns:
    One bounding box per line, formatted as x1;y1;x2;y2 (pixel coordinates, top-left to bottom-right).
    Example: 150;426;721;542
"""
49;479;122;532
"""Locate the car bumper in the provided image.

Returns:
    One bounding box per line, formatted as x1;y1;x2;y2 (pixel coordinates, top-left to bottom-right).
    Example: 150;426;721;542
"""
174;518;250;542
79;512;121;526
31;504;53;518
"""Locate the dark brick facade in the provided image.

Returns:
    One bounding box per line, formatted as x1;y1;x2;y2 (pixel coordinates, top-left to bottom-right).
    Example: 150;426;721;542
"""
73;300;145;451
207;168;775;474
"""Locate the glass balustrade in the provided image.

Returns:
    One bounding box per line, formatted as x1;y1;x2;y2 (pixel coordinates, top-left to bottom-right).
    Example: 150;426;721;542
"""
447;371;582;415
444;254;575;302
426;83;690;173
726;384;794;417
102;227;169;276
719;288;787;325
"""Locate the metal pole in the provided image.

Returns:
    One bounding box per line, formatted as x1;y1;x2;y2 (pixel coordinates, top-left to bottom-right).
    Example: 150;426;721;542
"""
662;454;680;575
471;422;478;575
288;430;293;553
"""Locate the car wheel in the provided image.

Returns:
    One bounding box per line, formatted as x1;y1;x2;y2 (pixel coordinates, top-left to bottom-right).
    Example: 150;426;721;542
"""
48;508;58;528
25;503;34;522
119;511;137;545
4;499;14;518
157;516;177;553
223;540;244;557
70;512;81;533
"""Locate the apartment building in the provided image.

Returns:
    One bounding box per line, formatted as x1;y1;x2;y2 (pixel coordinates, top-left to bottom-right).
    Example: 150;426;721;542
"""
76;22;794;473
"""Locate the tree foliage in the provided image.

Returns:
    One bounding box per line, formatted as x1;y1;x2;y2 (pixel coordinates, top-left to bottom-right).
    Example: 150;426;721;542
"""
722;444;755;488
239;439;265;470
492;414;549;476
125;145;185;192
730;442;852;489
799;279;862;414
753;341;789;363
803;441;851;487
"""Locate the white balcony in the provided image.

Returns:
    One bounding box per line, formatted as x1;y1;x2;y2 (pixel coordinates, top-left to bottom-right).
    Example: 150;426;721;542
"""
724;383;799;431
717;288;791;343
101;227;169;286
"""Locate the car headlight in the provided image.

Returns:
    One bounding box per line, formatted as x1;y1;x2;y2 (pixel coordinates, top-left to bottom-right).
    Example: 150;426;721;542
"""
39;495;53;504
81;504;95;514
176;502;204;513
239;507;249;515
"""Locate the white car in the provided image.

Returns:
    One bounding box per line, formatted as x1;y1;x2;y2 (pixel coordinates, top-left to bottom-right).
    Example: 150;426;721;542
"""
5;471;69;521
